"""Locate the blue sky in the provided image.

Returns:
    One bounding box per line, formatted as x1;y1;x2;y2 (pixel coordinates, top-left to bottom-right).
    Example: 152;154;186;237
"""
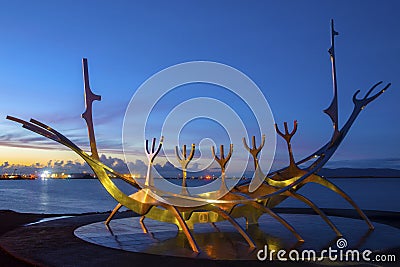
0;0;399;173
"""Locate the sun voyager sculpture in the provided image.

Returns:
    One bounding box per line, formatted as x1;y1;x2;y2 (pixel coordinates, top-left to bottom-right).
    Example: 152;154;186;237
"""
7;20;392;254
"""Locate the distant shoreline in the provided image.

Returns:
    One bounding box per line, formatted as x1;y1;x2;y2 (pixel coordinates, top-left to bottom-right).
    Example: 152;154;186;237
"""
326;176;400;179
1;176;400;181
2;167;400;180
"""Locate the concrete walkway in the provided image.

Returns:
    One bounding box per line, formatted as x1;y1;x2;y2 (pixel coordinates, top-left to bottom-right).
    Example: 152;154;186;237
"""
0;209;399;267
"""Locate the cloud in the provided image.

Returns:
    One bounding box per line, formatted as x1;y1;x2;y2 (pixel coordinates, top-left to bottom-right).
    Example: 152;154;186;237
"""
0;153;224;177
99;154;129;173
0;159;91;175
0;127;132;155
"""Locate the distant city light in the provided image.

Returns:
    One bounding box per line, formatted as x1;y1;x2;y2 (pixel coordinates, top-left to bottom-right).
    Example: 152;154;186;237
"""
40;170;50;179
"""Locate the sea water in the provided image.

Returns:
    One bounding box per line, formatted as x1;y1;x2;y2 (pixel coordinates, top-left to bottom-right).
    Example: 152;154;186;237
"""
0;178;398;214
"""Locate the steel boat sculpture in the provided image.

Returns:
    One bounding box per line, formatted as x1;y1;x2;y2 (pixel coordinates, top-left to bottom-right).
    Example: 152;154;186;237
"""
7;20;391;253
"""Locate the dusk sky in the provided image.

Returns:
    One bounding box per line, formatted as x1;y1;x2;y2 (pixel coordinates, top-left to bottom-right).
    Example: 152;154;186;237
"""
0;1;399;174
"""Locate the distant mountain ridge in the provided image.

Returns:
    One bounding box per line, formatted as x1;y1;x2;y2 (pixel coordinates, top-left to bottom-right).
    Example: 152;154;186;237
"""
317;168;400;178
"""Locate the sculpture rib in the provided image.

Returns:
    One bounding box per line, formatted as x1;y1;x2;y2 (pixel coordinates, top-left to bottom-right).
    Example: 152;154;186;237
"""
306;176;374;229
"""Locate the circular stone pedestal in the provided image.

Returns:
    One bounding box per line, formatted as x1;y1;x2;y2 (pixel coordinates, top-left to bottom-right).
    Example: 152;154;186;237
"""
74;214;400;260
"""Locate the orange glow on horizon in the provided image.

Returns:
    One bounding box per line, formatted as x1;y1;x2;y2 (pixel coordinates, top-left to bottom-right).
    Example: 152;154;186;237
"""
0;146;82;165
0;145;142;167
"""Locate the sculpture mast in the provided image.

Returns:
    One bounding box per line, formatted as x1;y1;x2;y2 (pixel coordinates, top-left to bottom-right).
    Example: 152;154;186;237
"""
324;19;340;142
82;58;102;160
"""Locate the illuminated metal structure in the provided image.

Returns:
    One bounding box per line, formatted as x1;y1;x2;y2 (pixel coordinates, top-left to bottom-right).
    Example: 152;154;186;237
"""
211;144;233;192
7;20;391;253
144;137;163;187
175;144;195;195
